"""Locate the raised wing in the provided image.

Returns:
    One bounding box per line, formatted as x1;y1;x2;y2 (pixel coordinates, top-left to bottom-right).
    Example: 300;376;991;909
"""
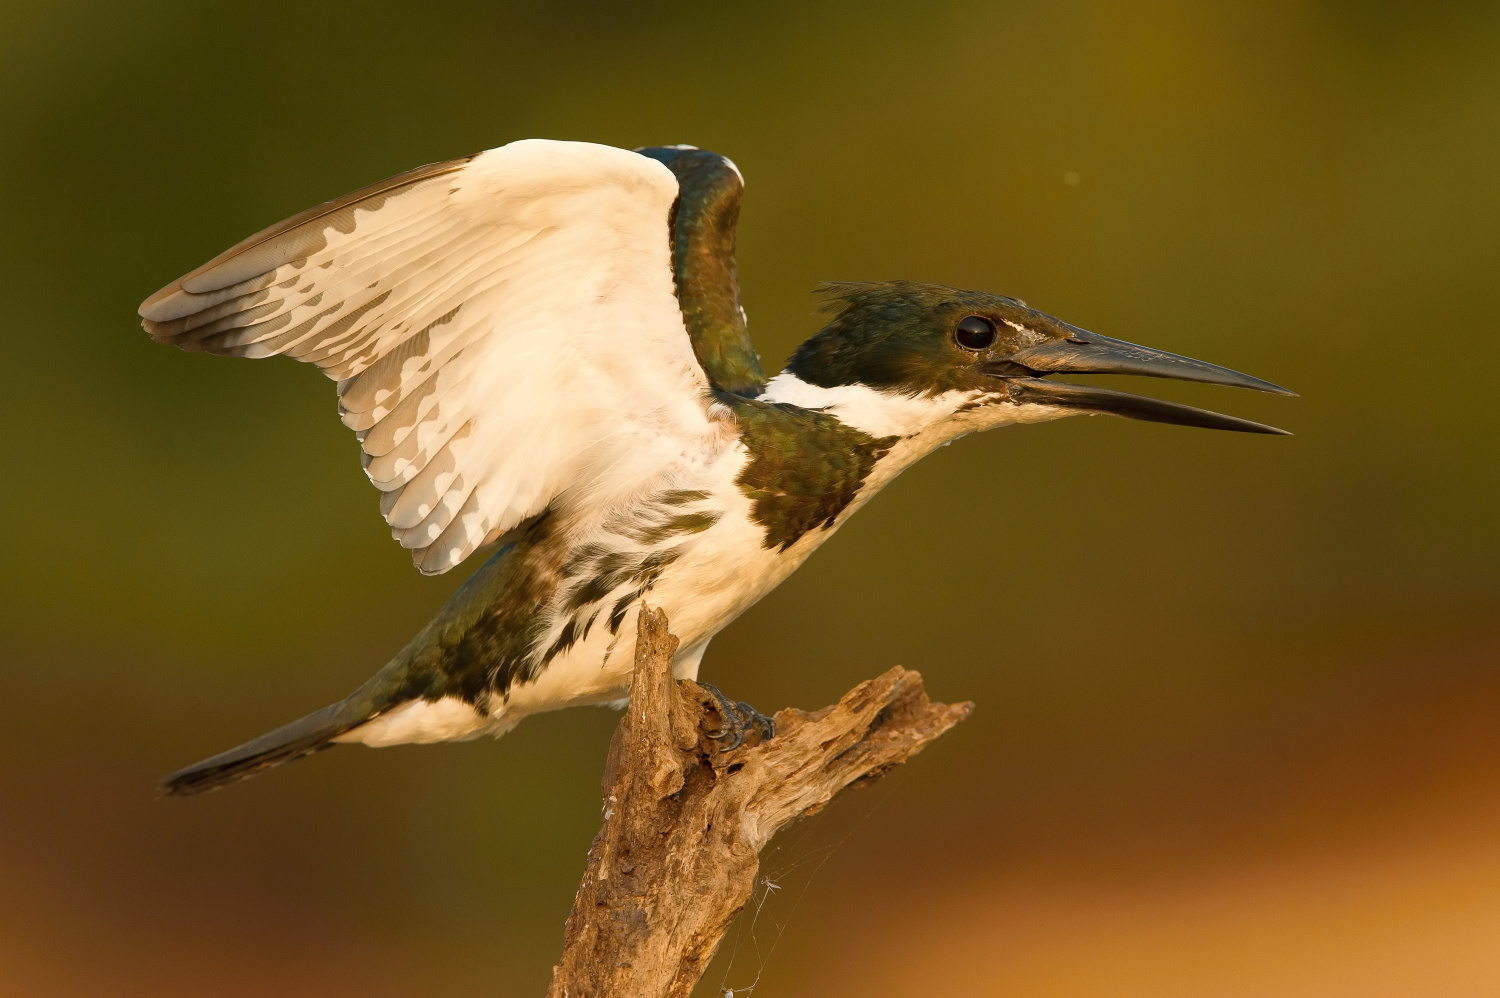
141;140;716;574
636;146;767;397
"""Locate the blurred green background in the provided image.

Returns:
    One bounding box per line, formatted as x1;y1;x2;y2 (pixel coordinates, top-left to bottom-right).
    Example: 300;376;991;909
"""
3;1;1498;995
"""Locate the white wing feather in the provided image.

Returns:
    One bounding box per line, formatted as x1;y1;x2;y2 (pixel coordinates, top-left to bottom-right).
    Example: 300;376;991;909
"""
140;140;715;574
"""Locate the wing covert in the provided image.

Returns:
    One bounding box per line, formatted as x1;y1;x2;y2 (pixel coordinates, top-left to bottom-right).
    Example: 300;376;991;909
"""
141;139;717;574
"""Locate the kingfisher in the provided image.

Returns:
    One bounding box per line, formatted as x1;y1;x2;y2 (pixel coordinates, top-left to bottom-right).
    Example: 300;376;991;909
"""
141;140;1290;795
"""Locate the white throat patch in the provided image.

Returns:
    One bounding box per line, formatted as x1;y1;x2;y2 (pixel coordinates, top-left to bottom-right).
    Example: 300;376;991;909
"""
760;372;980;438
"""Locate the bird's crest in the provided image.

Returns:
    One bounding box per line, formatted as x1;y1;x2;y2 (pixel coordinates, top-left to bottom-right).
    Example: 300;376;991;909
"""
813;280;1024;318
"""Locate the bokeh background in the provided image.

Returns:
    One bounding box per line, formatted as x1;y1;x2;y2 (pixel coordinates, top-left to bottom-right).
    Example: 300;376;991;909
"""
3;1;1498;995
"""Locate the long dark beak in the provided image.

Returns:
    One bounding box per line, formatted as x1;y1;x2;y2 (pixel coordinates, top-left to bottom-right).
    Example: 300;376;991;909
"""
994;327;1293;434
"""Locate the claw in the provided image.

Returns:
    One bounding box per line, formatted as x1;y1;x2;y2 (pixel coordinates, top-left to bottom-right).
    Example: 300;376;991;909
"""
697;683;776;750
699;683;747;748
744;702;776;741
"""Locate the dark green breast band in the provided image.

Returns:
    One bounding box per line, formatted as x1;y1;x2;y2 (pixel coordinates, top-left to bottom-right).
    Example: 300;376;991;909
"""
720;391;898;551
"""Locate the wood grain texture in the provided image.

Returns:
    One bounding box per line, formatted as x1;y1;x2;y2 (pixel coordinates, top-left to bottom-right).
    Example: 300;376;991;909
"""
546;606;972;998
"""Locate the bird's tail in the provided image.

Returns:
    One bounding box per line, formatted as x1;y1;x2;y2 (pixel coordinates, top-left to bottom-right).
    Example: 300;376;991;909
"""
160;698;370;797
161;535;523;797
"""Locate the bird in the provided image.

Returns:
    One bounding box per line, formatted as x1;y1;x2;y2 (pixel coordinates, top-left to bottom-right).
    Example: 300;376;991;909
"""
140;139;1291;795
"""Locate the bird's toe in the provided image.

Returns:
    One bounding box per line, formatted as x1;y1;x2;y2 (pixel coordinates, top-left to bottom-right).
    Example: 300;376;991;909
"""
697;683;774;750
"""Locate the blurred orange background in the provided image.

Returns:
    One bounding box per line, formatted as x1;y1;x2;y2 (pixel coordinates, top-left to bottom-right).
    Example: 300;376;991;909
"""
2;1;1497;995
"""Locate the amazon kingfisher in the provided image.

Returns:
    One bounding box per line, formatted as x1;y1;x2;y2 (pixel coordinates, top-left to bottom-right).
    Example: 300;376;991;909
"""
140;140;1291;795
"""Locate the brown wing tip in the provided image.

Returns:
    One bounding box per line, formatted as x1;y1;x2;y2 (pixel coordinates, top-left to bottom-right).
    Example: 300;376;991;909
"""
139;282;185;325
135;153;479;335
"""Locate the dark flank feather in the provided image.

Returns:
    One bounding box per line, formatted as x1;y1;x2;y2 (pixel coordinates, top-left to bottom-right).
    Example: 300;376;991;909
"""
160;496;732;794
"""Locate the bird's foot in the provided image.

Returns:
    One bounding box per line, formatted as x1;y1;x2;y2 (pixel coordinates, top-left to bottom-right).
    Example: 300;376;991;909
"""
696;683;776;750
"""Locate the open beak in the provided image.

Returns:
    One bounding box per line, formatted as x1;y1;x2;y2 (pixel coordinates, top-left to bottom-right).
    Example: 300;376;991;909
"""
992;326;1294;435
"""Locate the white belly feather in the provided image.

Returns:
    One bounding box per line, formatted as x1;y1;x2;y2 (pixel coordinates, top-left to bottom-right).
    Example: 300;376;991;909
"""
340;436;821;747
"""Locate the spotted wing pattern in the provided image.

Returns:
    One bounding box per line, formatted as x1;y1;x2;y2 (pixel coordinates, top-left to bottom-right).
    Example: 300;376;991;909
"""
141;140;715;574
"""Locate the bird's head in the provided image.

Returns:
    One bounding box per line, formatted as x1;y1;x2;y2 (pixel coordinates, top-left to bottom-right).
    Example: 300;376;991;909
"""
763;281;1291;442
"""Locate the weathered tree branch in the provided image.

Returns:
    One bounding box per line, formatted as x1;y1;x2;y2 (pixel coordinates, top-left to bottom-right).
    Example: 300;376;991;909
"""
545;606;973;998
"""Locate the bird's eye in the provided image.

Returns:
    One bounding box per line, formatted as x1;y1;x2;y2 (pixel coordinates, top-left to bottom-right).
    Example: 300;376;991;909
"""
954;315;997;351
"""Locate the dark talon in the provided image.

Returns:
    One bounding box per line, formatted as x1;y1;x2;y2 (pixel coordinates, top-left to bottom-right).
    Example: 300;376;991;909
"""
697;683;775;750
699;683;747;748
742;701;776;741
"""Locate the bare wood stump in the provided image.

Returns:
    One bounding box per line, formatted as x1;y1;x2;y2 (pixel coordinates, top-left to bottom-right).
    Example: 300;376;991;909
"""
545;606;973;998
